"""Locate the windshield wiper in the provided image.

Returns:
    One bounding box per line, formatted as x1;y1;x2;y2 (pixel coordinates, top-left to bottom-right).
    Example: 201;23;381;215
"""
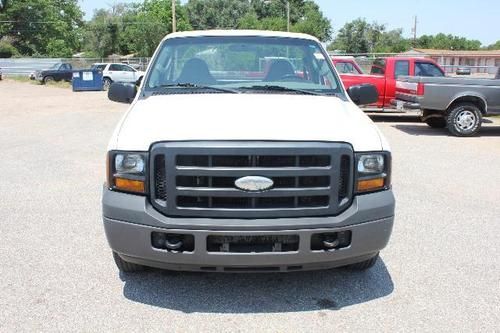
152;83;239;93
240;85;324;96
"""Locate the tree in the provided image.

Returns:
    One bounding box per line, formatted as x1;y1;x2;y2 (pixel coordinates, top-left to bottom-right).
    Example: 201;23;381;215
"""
187;0;332;41
83;1;191;58
123;0;191;57
0;0;83;56
415;33;481;50
291;1;331;41
0;39;19;57
486;40;500;50
329;18;371;53
186;0;251;30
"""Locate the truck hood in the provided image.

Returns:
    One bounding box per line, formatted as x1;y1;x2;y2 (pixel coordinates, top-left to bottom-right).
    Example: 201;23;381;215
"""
111;93;386;152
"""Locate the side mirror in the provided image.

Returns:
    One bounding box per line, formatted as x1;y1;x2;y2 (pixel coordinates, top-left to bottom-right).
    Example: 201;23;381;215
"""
108;82;136;103
347;84;379;105
135;76;143;86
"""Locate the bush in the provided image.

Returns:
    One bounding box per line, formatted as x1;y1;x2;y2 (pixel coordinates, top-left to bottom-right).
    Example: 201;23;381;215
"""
0;41;19;58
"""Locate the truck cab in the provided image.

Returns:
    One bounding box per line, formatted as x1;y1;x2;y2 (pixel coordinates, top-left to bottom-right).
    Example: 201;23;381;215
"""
340;57;445;110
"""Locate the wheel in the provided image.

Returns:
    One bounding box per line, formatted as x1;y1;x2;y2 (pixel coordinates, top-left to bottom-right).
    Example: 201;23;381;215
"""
112;251;144;272
103;77;112;91
446;103;482;137
425;117;447;128
345;253;379;270
43;76;55;84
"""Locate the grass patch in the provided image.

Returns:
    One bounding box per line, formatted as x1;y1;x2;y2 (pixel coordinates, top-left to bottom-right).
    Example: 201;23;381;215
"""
6;75;37;84
6;75;71;88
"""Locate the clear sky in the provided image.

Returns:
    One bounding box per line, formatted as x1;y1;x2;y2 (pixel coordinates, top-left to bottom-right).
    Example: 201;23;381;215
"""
79;0;500;45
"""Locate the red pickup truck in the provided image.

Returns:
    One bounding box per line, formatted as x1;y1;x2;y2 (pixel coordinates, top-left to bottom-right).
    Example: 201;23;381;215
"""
336;57;445;110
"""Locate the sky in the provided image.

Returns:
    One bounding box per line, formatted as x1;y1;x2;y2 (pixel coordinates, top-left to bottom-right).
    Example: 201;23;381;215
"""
79;0;500;46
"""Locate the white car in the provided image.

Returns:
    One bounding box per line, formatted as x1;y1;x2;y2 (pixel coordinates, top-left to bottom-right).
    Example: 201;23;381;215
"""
103;30;395;274
91;63;145;90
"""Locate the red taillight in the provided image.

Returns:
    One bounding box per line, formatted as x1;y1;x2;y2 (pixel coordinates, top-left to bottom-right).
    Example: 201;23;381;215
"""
417;83;425;96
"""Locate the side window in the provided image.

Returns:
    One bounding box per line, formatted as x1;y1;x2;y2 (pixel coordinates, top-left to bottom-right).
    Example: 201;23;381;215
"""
370;59;386;75
122;65;135;72
415;62;444;77
335;62;359;74
109;64;121;71
394;60;409;77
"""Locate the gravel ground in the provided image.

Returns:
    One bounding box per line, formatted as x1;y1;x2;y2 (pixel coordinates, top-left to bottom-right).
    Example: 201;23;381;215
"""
1;81;499;332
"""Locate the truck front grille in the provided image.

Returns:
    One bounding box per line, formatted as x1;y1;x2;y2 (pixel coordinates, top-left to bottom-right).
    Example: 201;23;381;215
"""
150;142;353;218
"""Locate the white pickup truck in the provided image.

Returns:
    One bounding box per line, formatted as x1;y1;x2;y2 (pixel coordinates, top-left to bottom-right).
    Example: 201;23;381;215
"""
103;30;395;274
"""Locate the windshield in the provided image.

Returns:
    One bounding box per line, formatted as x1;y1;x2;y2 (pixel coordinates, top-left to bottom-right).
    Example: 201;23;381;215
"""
145;36;343;96
49;63;61;70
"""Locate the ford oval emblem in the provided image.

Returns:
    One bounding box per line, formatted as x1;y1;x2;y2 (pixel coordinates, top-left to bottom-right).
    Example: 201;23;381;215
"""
234;176;274;192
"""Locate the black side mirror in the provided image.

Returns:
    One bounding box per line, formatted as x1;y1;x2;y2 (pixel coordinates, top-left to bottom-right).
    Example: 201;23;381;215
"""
108;82;136;104
135;76;143;86
347;84;379;105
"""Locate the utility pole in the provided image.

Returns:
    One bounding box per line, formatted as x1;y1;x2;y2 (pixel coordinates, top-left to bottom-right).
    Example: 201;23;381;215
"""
286;1;290;32
172;0;176;33
412;15;417;47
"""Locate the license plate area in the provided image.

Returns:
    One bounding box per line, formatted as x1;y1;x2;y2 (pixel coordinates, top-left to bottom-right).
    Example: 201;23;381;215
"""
207;235;299;253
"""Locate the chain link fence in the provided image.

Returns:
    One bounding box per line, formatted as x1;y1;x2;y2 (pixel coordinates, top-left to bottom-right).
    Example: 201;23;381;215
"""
0;57;151;76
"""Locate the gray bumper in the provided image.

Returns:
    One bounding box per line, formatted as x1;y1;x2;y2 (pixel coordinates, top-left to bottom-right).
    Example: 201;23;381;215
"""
102;188;395;272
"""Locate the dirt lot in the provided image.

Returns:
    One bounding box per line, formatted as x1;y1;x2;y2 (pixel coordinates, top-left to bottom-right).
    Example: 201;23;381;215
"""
1;80;499;331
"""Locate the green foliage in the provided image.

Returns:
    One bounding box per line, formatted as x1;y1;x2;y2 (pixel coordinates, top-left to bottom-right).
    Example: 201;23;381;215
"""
415;33;481;50
188;0;331;41
290;1;331;41
330;18;481;54
0;39;19;57
45;39;73;57
329;18;371;53
486;40;500;50
186;0;251;30
84;0;191;58
0;0;83;56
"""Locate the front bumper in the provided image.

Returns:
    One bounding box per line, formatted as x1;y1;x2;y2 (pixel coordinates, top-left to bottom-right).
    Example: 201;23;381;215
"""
103;188;395;272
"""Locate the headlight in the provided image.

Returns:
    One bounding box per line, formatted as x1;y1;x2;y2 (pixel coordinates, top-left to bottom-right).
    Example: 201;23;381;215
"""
107;151;148;194
355;152;391;194
358;154;384;174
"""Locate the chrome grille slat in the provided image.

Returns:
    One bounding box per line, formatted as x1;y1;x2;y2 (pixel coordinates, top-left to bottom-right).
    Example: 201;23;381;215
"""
150;142;354;219
175;187;332;197
175;167;332;177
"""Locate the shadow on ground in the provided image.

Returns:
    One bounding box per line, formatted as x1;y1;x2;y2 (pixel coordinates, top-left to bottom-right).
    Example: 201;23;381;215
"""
120;260;393;313
368;113;500;137
394;124;500;137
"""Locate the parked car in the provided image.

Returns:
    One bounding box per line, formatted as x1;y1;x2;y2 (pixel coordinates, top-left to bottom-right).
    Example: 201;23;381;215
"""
0;67;2;80
91;63;145;90
32;63;74;84
496;67;500;79
394;75;500;136
103;30;394;274
339;57;445;111
331;56;364;74
456;67;471;75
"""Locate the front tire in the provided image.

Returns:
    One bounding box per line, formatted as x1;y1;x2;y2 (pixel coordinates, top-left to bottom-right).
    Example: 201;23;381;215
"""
43;76;55;84
112;251;145;272
425;117;447;128
103;77;112;91
447;103;482;137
